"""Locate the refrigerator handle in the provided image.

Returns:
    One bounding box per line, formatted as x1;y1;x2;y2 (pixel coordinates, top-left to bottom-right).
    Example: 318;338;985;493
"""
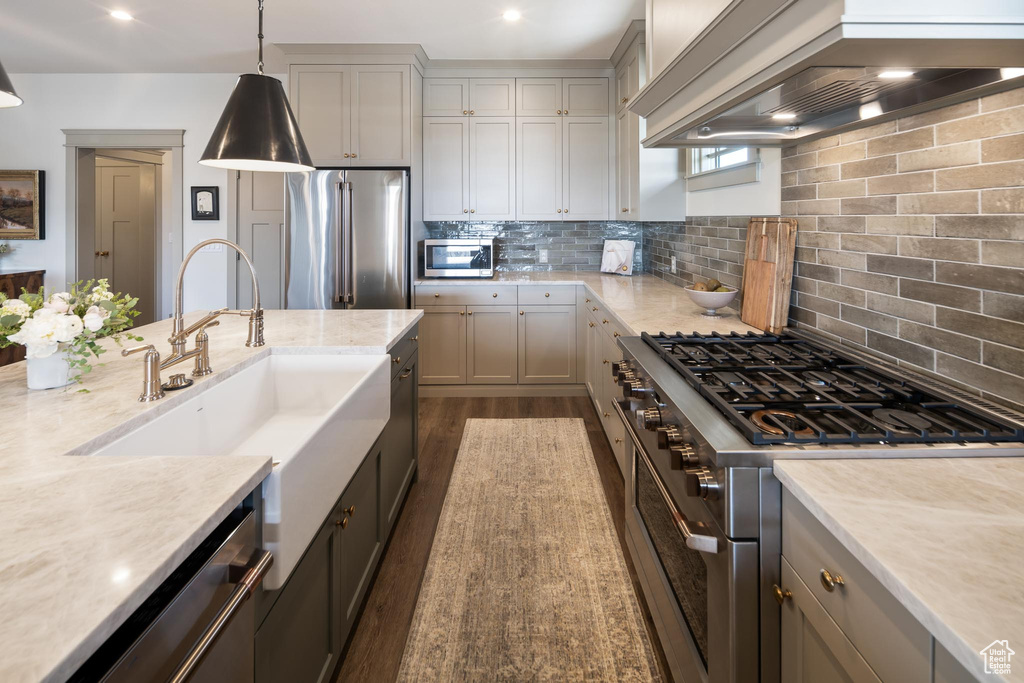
336;181;354;305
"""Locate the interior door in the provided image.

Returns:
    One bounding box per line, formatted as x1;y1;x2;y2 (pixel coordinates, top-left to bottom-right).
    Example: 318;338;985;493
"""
563;117;609;220
96;161;156;324
423;117;470;221
234;171;285;310
516;117;562;221
469;117;515;221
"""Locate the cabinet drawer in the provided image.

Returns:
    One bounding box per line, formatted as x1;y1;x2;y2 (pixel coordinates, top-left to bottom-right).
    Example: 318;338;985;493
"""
782;489;931;683
517;285;575;305
389;325;419;379
416;284;516;306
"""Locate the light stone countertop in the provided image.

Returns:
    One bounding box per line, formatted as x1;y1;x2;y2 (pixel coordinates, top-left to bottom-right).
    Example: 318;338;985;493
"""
415;272;760;336
0;308;422;683
774;458;1024;682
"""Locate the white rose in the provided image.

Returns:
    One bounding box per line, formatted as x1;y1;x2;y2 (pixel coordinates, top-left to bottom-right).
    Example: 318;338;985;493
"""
83;305;108;332
8;314;61;358
43;292;72;313
53;313;84;342
0;298;32;321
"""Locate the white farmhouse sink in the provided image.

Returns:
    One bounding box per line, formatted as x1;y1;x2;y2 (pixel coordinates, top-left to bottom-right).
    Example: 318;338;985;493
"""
90;353;391;589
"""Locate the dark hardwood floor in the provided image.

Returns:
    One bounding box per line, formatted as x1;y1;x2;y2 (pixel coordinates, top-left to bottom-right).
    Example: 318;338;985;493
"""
336;396;667;682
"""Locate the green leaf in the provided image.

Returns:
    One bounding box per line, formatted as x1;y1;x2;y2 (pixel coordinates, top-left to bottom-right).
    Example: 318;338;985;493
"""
98;299;118;312
0;314;20;327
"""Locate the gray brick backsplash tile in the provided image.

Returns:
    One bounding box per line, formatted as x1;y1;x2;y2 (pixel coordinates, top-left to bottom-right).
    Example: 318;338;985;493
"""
841;305;898;335
841;234;898;254
982;132;1024;163
898;320;981;362
865;254;935;281
935;309;1024;349
818;282;867;306
900;279;982;311
936;215;1024;240
983;291;1024;320
867;331;936;370
842;269;899;295
983;342;1024;377
897;237;979;263
864;215;934;236
935;261;1024;296
817;315;867;344
937;353;1024;405
864;292;935;325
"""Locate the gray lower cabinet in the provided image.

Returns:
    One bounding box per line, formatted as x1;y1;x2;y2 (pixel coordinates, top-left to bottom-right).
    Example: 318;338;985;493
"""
381;351;418;537
339;445;382;636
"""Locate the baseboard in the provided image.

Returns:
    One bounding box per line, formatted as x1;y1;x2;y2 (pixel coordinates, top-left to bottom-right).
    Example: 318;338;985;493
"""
419;383;589;397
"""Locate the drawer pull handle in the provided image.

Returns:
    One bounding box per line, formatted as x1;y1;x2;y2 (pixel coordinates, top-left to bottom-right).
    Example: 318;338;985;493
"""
492;292;498;297
434;293;440;298
772;584;792;605
399;369;412;380
820;568;845;592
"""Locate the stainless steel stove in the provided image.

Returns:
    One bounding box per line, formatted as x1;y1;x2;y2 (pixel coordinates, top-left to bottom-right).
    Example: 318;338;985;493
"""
612;329;1024;683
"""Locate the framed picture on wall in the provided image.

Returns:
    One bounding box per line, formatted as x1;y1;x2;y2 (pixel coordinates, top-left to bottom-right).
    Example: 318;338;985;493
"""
0;170;45;240
191;186;219;221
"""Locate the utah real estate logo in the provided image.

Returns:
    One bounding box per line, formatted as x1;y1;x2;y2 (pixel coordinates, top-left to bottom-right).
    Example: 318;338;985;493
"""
980;640;1014;675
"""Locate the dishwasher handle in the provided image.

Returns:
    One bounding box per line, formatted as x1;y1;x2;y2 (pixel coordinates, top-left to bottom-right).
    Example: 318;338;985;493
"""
167;548;273;683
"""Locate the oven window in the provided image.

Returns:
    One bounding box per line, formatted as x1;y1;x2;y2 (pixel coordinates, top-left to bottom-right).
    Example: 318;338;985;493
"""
636;456;709;667
427;245;491;270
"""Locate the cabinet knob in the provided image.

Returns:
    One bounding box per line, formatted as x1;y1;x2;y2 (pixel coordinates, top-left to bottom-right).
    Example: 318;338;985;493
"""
351;153;357;158
337;517;348;529
557;208;562;213
469;110;475;115
592;306;598;311
564;110;569;115
470;209;475;213
463;209;469;213
772;584;792;605
613;331;621;338
460;311;465;315
434;293;440;298
564;209;569;214
492;292;498;297
603;359;609;364
343;153;350;158
603;319;609;324
603;412;610;418
589;322;595;327
557;110;562;115
544;292;550;297
520;311;524;315
614;438;623;444
344;505;355;516
410;336;419;342
392;356;401;364
621;208;628;213
820;569;845;592
585;298;591;303
622;97;628;104
467;311;473;315
463;110;468;115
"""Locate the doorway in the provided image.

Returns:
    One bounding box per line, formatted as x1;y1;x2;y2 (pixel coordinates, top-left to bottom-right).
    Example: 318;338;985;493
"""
227;170;285;310
64;129;184;322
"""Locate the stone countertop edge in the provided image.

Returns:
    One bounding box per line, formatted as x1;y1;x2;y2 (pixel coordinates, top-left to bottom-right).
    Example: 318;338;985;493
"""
773;459;1022;683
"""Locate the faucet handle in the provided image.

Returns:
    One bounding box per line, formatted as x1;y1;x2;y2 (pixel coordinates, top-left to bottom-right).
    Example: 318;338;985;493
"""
122;344;164;402
122;343;157;357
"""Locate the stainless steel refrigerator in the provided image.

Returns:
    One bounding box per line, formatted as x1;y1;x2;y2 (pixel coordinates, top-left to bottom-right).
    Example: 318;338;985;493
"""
284;169;409;309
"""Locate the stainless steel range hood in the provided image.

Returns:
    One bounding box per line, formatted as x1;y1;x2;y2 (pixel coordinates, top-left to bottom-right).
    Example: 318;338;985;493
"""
631;0;1024;148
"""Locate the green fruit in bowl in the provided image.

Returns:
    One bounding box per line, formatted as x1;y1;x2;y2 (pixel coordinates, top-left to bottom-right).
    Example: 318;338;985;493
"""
705;278;722;291
714;286;731;292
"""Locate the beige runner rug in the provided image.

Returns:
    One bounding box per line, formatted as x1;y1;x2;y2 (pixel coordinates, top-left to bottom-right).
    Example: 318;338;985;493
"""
398;418;661;682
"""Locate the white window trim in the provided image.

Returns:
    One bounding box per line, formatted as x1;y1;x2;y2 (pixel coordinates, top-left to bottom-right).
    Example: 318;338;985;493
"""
685;147;761;191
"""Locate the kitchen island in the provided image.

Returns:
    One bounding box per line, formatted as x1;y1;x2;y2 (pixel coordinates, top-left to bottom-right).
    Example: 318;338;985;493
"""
0;308;422;683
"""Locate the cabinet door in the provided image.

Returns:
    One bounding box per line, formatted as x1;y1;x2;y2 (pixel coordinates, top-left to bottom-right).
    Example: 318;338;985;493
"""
563;117;609;220
469;117;515;221
780;559;882;683
381;354;417;536
350;65;410;165
562;78;609;117
416;305;467;384
518;305;577;384
615;63;630;113
423;78;469;116
467;305;518;384
255;516;341;683
602;330;627;474
516;78;562;116
616;110;632;218
339;448;381;638
469;78;515;116
516;117;562;221
586;319;603;410
290;65;351;166
423;117;470;221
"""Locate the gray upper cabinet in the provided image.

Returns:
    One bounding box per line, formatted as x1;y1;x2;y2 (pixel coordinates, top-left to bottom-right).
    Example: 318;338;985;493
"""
516;78;563;116
562;78;609;117
422;117;470;221
423;78;470;116
516;77;608;117
424;78;515;116
289;64;411;167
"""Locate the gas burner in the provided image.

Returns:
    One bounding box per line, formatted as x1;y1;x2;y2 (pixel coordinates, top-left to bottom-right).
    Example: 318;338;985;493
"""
751;409;815;437
872;408;932;433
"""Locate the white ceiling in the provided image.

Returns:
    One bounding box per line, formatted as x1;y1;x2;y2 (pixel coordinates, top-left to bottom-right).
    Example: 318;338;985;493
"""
0;0;644;73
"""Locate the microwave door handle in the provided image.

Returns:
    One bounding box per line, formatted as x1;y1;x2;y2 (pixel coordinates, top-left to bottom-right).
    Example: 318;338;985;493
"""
614;399;719;554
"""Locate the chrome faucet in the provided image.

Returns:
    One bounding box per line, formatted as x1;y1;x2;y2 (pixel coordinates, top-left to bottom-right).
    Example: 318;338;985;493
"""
123;239;265;401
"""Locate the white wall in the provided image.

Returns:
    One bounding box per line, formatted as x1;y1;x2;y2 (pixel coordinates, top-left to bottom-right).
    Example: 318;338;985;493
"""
0;72;281;314
685;147;781;217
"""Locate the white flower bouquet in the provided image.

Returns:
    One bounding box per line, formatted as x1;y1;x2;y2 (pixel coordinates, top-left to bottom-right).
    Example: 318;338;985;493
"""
0;279;143;388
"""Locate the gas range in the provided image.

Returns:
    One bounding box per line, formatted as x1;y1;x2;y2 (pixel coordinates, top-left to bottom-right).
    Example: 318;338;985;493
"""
613;328;1024;683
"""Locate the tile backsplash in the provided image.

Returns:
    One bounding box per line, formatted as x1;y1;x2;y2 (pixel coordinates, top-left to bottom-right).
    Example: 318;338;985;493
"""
423;221;644;272
782;87;1024;409
643;217;752;300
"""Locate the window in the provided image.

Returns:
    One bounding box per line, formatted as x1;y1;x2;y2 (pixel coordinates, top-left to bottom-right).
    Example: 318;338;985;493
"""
685;146;760;191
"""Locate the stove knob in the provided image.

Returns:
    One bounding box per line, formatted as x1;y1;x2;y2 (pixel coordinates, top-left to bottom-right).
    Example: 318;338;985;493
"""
623;379;651;399
617;369;636;384
636;407;662;431
611;360;631;376
657;426;683;449
669;444;699;470
684;466;720;501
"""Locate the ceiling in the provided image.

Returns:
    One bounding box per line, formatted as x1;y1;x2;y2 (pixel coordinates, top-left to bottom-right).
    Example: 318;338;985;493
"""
0;0;645;73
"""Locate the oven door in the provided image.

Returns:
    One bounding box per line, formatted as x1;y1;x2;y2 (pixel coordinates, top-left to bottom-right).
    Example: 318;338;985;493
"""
423;240;493;277
617;400;760;683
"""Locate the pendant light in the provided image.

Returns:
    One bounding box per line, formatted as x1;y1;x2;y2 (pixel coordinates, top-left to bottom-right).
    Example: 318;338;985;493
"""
200;0;314;172
0;58;23;108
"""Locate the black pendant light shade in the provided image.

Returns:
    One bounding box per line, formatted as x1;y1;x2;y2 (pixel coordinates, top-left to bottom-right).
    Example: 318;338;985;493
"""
0;57;23;108
200;73;314;172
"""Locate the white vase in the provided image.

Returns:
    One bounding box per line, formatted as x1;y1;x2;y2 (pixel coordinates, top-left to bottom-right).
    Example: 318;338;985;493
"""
25;347;78;390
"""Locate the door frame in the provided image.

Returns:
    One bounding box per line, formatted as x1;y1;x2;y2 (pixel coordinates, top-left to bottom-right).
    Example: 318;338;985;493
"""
63;129;184;320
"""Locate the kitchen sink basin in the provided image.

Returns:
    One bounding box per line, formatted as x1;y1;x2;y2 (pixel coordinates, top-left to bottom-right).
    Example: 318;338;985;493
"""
90;353;391;589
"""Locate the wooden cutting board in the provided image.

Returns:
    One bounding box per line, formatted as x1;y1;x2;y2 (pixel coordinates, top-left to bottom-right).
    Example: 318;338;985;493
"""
740;217;798;334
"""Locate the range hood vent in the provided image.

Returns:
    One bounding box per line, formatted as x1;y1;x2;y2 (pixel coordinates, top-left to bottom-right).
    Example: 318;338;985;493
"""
630;0;1024;149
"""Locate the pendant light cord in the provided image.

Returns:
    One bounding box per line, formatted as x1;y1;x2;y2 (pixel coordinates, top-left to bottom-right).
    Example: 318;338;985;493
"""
256;0;265;75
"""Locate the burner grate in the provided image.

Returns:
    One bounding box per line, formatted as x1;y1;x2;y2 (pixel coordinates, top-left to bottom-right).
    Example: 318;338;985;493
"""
642;331;1024;446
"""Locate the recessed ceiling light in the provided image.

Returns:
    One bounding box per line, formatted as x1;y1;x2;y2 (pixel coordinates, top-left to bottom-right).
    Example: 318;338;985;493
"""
110;10;134;21
878;70;914;79
771;113;797;121
502;9;522;22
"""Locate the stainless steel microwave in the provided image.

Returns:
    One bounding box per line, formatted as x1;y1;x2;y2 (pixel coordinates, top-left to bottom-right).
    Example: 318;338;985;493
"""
421;238;494;278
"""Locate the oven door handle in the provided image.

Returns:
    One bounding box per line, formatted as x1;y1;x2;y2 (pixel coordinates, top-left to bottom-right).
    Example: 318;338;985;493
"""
614;399;719;554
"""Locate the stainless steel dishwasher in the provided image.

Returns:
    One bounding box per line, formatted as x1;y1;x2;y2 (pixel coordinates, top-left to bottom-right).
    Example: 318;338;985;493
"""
70;504;272;682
